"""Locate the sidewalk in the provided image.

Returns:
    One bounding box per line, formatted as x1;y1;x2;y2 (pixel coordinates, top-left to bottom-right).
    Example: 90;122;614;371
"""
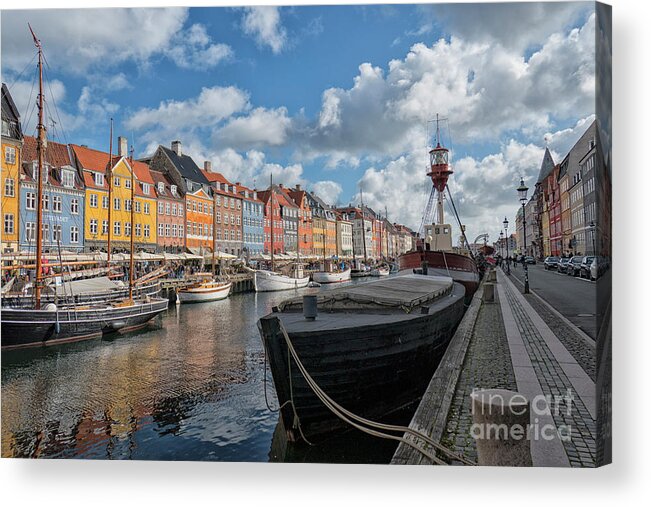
393;269;597;467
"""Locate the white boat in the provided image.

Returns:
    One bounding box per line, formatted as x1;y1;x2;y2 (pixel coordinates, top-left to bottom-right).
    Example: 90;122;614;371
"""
177;281;232;303
312;268;352;284
371;266;390;277
254;270;310;292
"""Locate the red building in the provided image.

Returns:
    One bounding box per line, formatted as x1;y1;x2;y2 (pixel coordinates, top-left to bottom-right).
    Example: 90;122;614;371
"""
257;187;285;255
151;170;185;252
201;165;243;256
544;163;562;256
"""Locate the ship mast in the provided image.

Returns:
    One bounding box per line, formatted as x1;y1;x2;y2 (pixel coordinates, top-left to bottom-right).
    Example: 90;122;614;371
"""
427;114;453;227
128;146;135;302
360;186;368;263
270;174;274;272
212;189;217;276
107;119;113;264
29;24;45;309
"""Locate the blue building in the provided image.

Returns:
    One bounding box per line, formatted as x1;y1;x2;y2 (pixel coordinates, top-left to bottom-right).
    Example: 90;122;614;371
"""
239;185;264;257
19;136;85;253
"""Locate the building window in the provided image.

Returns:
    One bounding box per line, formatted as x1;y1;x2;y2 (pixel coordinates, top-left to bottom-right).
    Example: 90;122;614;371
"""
157;182;164;194
4;213;14;234
165;224;170;237
53;195;62;212
179;224;183;238
4;146;16;165
114;197;121;210
102;220;109;235
135;201;141;213
193;201;197;212
159;223;164;237
70;198;79;214
113;176;121;187
187;201;191;211
125;178;131;189
42;194;49;211
125;222;131;237
171;185;177;196
42;223;50;242
25;222;36;242
102;195;109;209
90;219;98;235
216;211;221;224
26;192;36;210
94;172;104;186
142;183;150;195
70;226;79;243
158;202;164;214
144;202;150;215
165;203;171;215
144;224;150;238
135;223;142;237
114;222;121;236
125;199;132;211
172;203;177;216
4;178;15;197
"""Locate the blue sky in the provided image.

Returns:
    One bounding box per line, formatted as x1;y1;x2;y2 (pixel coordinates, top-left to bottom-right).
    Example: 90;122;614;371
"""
1;1;597;242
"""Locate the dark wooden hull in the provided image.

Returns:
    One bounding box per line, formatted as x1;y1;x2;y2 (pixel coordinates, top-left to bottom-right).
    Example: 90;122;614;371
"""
398;250;480;296
259;282;466;441
1;298;169;350
1;281;161;309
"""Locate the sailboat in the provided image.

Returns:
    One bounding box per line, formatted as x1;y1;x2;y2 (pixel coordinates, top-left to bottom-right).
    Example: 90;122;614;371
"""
254;175;310;292
177;189;232;303
1;27;168;350
398;115;480;297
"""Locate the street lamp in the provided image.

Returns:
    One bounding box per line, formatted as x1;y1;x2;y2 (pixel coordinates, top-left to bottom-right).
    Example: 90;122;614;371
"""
589;221;597;255
517;177;530;293
503;217;510;274
499;230;504;257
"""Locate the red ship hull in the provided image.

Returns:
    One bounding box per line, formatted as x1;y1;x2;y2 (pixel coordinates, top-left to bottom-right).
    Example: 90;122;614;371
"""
399;250;480;296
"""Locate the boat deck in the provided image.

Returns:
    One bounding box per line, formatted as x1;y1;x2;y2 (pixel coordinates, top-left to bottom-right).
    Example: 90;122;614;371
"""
277;274;454;314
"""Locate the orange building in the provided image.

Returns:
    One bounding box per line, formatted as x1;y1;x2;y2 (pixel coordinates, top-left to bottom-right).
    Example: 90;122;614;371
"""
185;187;213;252
284;184;313;257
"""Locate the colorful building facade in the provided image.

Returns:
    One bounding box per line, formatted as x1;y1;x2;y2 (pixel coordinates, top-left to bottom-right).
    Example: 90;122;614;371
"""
238;184;264;257
151;169;185;252
2;83;22;254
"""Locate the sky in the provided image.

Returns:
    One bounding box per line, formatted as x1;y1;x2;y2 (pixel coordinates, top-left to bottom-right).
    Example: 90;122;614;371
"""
1;1;597;243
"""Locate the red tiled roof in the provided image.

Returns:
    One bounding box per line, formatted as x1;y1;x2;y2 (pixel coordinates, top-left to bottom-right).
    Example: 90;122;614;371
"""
201;169;231;185
23;135;73;168
150;170;184;201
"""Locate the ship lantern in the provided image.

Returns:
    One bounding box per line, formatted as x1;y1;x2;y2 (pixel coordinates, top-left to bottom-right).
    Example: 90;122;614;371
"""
427;143;453;193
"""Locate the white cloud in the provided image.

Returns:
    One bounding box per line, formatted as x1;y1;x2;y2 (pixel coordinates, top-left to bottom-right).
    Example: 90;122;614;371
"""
241;6;288;54
543;115;597;156
311;181;343;206
213;107;292;149
126;86;250;136
165;23;233;69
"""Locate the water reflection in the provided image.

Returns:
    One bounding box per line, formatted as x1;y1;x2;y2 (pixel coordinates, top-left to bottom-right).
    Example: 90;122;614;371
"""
2;279;403;462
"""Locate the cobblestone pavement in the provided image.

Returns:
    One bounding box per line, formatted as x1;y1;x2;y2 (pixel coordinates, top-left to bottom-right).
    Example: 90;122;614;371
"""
523;293;596;382
502;282;597;467
441;291;517;463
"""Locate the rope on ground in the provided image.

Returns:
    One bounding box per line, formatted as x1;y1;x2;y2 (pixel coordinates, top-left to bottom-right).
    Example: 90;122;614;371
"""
275;320;476;466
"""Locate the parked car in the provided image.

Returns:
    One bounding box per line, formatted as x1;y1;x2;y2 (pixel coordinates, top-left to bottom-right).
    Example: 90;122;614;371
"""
590;256;610;281
579;256;595;279
557;257;571;273
543;256;560;270
524;256;536;265
567;256;584;276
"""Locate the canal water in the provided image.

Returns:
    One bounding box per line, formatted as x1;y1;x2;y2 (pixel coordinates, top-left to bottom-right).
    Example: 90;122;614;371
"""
1;282;404;462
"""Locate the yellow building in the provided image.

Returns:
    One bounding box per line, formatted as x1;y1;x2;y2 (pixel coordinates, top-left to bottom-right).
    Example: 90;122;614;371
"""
1;84;23;253
325;217;337;258
312;216;325;257
71;142;157;252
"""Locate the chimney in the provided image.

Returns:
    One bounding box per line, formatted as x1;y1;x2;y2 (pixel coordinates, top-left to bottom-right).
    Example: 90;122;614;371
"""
118;136;128;157
171;140;182;156
253;190;258;200
204;160;212;172
279;183;284;189
295;184;301;191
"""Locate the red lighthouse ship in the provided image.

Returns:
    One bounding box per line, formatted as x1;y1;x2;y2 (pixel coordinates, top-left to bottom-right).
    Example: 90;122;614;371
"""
398;116;480;296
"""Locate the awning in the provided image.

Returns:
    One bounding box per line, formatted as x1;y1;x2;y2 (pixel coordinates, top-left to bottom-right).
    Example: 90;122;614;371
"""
54;276;120;296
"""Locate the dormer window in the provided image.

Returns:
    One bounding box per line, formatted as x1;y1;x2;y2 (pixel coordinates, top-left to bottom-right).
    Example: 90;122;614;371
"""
94;172;104;186
61;169;75;188
170;185;177;196
158;182;165;194
142;183;150;195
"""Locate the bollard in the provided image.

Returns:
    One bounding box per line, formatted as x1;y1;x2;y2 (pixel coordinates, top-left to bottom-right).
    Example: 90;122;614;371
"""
482;282;495;302
303;294;318;320
470;389;532;466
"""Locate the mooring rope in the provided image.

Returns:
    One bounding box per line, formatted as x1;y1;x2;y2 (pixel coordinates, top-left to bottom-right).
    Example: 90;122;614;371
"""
276;321;475;465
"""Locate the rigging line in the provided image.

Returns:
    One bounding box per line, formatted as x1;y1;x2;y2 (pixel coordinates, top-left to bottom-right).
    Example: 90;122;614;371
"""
6;53;38;91
42;64;70;147
446;184;474;260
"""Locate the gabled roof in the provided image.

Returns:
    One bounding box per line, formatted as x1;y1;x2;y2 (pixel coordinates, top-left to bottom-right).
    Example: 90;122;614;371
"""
161;146;209;186
150;169;184;201
536;147;555;183
1;83;22;139
71;144;155;196
236;183;263;203
23;135;73;168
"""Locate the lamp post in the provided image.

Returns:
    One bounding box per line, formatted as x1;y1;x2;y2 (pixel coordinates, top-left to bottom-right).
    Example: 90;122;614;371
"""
589;221;597;255
499;230;504;258
517;177;530;293
502;217;510;274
